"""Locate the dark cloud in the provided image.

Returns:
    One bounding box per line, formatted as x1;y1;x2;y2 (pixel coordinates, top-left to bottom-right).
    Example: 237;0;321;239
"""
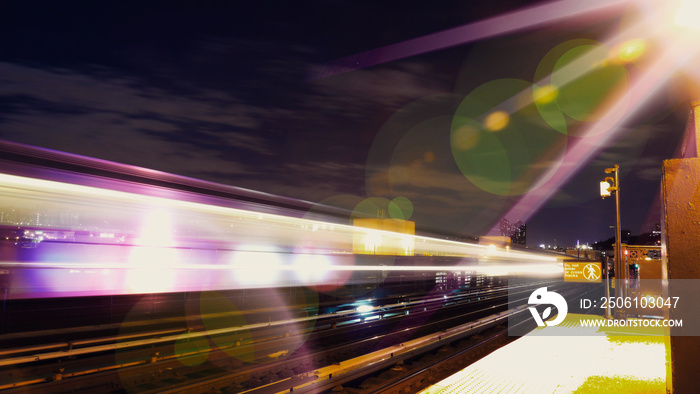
0;1;690;247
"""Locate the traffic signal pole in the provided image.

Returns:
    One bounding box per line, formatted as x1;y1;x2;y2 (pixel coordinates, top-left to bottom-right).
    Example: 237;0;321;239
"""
601;165;621;319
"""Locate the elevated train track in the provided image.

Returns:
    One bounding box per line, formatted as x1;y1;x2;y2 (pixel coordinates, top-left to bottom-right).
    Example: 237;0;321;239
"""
0;280;597;393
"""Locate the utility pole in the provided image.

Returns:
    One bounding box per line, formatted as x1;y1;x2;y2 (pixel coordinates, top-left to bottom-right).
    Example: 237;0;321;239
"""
600;165;621;319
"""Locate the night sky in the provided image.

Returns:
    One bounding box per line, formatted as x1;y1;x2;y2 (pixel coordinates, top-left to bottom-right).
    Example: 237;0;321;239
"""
0;1;695;248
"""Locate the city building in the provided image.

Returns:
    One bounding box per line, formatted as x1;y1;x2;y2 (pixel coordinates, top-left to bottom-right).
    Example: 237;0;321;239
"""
499;218;526;246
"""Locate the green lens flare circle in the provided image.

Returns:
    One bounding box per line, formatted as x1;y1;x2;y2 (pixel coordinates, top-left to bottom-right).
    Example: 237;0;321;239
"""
352;196;413;220
552;44;628;122
388;196;413;220
450;78;566;196
533;39;629;134
352;197;390;219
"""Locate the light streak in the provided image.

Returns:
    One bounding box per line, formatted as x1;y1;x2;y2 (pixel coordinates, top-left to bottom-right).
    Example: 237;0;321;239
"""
310;0;700;243
317;264;563;276
493;39;697;232
0;172;559;262
356;304;374;313
309;0;630;79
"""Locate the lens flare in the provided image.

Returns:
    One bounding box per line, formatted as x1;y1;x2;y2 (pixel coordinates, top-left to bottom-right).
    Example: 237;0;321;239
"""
533;84;559;104
534;39;600;134
308;0;631;79
200;293;254;363
451;78;567;196
365;95;513;235
174;334;210;367
484;110;510;131
352;197;392;219
494;41;689;235
452;123;481;150
388;196;413;220
614;39;646;63
551;44;629;123
675;0;700;30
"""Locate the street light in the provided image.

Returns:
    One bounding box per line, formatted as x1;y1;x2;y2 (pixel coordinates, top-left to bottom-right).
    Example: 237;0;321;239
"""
601;165;622;319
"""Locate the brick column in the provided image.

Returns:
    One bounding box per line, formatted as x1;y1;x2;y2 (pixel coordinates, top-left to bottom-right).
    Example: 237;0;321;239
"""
660;103;700;393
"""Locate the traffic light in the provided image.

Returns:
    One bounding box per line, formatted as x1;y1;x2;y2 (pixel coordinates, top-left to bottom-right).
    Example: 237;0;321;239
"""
600;176;616;199
600;180;612;198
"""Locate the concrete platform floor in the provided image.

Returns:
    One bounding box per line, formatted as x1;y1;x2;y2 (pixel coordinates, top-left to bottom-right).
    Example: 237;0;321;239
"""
420;314;670;393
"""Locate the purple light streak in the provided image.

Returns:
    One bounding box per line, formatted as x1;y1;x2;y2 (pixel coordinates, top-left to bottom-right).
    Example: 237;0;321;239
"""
488;40;696;235
308;0;631;80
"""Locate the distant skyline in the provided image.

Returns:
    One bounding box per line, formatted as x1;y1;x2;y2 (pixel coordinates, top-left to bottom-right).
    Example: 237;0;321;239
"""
0;1;694;247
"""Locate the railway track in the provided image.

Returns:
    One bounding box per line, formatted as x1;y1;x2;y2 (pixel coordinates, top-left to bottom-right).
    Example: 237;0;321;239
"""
333;284;601;394
0;279;589;393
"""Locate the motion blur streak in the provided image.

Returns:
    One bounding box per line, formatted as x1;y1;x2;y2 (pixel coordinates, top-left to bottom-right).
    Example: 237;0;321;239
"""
308;0;630;79
1;165;567;298
0;172;557;262
311;264;563;276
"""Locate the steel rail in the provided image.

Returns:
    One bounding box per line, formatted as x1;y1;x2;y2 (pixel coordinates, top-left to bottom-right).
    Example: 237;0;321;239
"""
0;284;519;367
367;286;601;393
277;282;580;393
285;306;529;394
0;280;560;393
134;295;527;394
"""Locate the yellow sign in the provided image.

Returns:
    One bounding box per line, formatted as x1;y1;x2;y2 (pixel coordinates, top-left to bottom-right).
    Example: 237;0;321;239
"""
352;218;415;256
564;262;602;283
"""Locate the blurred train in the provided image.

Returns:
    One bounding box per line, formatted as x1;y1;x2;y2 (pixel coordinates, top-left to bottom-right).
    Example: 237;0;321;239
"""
0;140;564;300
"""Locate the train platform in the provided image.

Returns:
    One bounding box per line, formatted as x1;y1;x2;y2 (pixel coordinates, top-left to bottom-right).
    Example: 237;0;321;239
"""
420;313;670;393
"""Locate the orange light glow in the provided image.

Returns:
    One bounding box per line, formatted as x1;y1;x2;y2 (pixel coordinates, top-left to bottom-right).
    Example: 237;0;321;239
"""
533;84;559;104
614;39;646;63
484;110;510;131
